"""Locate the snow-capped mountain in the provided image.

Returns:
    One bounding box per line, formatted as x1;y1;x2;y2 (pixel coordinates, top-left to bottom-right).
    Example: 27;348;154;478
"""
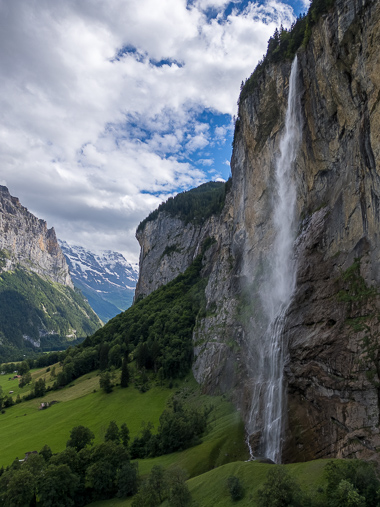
59;240;139;323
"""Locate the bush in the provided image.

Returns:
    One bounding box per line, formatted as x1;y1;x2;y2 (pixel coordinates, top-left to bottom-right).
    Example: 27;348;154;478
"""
324;460;380;507
227;475;245;501
130;402;209;459
257;466;304;507
66;425;94;452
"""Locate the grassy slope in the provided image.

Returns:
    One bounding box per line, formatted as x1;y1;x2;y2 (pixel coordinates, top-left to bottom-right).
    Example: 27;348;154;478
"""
0;371;247;471
90;459;329;507
0;269;101;362
1;367;333;507
186;459;329;506
0;370;173;465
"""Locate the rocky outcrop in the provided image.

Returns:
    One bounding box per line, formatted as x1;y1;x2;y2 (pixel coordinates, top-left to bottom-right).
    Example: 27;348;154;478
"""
135;0;380;463
0;186;73;287
135;215;203;299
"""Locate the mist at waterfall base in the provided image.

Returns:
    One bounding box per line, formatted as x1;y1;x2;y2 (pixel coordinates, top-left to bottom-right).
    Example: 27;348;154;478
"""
246;56;302;464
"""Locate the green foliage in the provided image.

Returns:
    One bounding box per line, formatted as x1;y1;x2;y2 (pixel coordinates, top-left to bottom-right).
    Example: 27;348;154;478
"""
148;465;168;503
324;460;380;507
66;425;95;452
167;466;192;507
39;444;53;462
117;461;139;497
105;420;121;443
121;356;130;388
257;466;305;507
0;421;138;506
38;463;79;507
333;480;366;507
160;244;182;260
100;371;113;393
88;253;207;380
239;0;337;104
0;468;36;507
227;475;245;501
132;464;191;507
33;377;46;397
337;258;378;304
137;181;227;232
120;422;130;448
19;371;32;388
0;269;100;363
130;401;208;459
18;361;29;376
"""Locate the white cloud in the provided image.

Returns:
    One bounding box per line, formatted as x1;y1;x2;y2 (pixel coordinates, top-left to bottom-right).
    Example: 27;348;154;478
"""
198;158;214;166
0;0;295;261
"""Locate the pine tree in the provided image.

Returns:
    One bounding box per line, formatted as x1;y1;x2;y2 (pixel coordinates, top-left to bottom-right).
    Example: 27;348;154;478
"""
120;356;130;388
99;343;109;371
105;421;120;443
120;423;130;448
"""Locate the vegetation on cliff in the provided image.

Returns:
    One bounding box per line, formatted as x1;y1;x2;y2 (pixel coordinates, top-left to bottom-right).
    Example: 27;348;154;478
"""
9;249;207;394
137;180;230;233
82;252;207;380
0;269;101;363
239;0;336;103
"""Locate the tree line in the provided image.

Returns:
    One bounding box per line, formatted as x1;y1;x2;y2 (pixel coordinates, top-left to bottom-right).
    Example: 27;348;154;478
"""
137;181;229;233
0;402;205;506
239;0;337;103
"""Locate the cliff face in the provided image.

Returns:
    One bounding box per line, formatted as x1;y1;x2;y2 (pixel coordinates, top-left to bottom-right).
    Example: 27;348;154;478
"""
135;0;380;463
0;186;73;287
0;187;101;361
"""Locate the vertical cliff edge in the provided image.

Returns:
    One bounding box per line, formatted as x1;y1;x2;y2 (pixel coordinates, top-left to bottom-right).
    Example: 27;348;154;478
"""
0;185;72;287
135;0;380;463
0;186;101;361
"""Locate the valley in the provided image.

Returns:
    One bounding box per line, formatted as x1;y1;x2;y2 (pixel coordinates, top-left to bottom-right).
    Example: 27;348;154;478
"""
1;0;380;504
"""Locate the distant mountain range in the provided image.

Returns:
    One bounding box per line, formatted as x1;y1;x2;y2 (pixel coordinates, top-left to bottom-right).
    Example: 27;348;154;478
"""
0;186;101;362
59;241;139;323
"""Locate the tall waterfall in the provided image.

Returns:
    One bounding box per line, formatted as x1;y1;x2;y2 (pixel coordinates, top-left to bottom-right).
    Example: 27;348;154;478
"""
248;56;302;463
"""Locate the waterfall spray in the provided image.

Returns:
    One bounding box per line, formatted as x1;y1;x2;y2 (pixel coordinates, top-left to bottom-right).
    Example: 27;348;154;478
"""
247;56;302;463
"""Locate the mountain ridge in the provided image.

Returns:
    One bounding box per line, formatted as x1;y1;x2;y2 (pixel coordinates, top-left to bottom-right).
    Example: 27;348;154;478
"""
59;240;138;322
0;187;101;361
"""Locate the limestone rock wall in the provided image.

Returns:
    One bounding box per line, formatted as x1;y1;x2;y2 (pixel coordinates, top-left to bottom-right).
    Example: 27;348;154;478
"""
0;186;73;287
135;0;380;463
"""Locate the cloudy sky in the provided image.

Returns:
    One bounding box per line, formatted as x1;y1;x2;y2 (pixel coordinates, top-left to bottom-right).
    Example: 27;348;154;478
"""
0;0;309;262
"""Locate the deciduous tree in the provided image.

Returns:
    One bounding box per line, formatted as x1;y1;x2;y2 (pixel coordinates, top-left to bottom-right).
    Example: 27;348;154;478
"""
66;425;94;452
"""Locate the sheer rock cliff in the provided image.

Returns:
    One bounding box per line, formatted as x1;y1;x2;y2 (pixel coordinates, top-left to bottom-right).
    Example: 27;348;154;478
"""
135;0;380;463
0;186;73;287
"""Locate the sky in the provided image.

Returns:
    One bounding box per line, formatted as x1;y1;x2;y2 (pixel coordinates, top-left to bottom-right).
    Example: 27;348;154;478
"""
0;0;309;262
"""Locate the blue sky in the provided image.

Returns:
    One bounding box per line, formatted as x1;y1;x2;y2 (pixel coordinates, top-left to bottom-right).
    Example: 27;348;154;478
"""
0;0;309;261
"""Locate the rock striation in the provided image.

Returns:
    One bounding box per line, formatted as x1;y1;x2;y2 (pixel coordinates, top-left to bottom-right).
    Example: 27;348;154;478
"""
135;0;380;463
0;186;73;287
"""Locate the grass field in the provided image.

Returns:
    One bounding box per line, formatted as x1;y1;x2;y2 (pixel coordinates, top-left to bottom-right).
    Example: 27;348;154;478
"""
1;365;57;399
0;368;247;471
0;368;177;465
89;459;330;507
0;366;334;507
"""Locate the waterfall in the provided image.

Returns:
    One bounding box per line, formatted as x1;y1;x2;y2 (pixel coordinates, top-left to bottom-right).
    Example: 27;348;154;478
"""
247;56;302;463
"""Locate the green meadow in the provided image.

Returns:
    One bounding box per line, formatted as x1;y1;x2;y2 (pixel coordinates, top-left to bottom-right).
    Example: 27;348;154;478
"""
0;368;172;465
0;366;336;507
89;459;329;507
0;368;247;470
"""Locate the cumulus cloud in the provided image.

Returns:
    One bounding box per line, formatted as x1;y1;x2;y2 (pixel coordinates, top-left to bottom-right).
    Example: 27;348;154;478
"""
0;0;295;261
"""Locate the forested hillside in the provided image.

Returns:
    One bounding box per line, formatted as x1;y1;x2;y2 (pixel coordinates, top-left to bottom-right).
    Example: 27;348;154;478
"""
0;268;101;362
137;181;229;232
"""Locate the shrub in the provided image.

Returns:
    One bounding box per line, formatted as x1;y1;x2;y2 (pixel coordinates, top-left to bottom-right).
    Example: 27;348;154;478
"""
227;475;245;501
257;466;304;507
